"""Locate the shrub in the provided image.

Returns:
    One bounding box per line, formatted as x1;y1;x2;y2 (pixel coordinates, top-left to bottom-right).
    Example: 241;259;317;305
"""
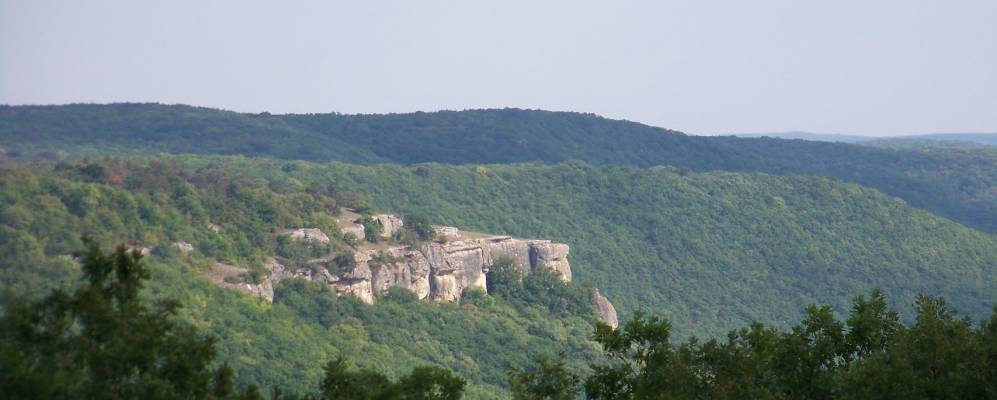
486;256;523;298
382;286;420;303
358;215;383;243
330;252;357;275
404;213;436;241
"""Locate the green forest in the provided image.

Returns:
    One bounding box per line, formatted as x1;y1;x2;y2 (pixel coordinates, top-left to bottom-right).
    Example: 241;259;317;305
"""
1;105;995;398
168;156;997;335
4;241;995;399
2;104;996;231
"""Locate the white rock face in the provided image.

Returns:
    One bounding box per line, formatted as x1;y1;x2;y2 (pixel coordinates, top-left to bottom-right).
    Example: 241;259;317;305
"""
209;213;618;321
173;241;195;254
590;288;619;329
375;214;405;238
319;235;571;303
433;226;461;240
530;242;571;281
285;228;331;244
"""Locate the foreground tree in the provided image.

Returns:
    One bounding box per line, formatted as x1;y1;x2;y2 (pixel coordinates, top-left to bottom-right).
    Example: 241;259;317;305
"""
508;353;580;400
0;240;257;400
579;291;996;400
316;356;465;400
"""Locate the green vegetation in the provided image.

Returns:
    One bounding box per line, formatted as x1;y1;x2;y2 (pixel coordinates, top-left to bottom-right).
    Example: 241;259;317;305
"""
359;215;384;243
0;161;602;397
0;242;469;400
404;213;436;241
559;290;997;400
486;257;593;318
3;104;996;231
4;243;991;399
168;157;997;338
0;241;260;400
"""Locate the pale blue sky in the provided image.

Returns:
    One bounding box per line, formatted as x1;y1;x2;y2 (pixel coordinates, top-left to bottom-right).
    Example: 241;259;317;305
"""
1;0;995;135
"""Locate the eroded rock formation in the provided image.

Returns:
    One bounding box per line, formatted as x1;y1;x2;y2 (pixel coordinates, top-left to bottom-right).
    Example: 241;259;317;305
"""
590;288;619;329
206;214;617;327
284;228;331;244
375;214;404;239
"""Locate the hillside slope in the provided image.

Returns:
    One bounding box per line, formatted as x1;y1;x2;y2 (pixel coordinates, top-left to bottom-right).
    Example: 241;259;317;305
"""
172;156;997;338
2;103;995;232
0;162;603;398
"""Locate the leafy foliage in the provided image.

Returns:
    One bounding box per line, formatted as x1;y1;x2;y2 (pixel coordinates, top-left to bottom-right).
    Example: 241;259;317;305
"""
359;214;384;243
3;104;996;231
404;213;436;241
575;290;997;400
175;157;997;338
2;156;995;397
0;162;603;397
508;353;580;400
0;241;260;400
314;357;465;400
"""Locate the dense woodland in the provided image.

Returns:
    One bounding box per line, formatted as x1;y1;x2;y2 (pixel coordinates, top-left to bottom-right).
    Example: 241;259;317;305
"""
1;104;995;398
0;161;604;397
3;242;994;399
171;156;997;336
1;104;995;231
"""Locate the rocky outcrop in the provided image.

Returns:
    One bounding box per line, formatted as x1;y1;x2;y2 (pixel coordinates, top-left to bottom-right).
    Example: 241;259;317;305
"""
590;288;619;329
320;236;570;303
530;242;571;281
375;214;404;239
208;261;276;302
173;241;195;254
340;222;365;240
284;228;331;244
433;226;461;240
252;233;574;305
207;213;617;322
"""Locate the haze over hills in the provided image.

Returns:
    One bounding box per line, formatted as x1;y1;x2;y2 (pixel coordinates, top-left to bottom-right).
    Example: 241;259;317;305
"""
732;131;997;146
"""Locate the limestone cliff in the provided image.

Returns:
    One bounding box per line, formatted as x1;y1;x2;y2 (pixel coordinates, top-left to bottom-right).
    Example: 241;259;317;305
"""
256;233;573;304
206;212;617;329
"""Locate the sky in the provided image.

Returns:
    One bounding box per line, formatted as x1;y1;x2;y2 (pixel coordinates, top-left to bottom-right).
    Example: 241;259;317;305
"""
1;0;995;136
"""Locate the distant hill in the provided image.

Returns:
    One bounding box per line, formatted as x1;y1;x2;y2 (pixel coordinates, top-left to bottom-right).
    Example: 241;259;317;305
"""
733;131;997;147
731;131;873;143
2;103;996;232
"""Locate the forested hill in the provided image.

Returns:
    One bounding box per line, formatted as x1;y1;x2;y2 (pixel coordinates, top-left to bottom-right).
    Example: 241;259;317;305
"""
2;103;996;232
164;157;997;336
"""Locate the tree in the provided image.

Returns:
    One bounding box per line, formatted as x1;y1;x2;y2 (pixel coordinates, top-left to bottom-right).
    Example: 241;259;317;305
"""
773;304;847;399
317;356;465;400
486;256;523;298
585;309;684;400
845;288;901;357
403;213;436;241
359;215;383;243
0;239;260;400
508;353;580;400
395;366;466;400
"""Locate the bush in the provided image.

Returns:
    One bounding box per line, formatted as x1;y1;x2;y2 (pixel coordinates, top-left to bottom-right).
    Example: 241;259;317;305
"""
404;213;436;241
460;287;494;308
382;286;420;303
358;215;383;243
486;256;523;298
330;252;357;275
342;233;359;247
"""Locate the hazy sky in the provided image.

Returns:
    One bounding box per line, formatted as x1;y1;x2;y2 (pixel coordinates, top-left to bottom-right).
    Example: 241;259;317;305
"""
1;0;995;135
